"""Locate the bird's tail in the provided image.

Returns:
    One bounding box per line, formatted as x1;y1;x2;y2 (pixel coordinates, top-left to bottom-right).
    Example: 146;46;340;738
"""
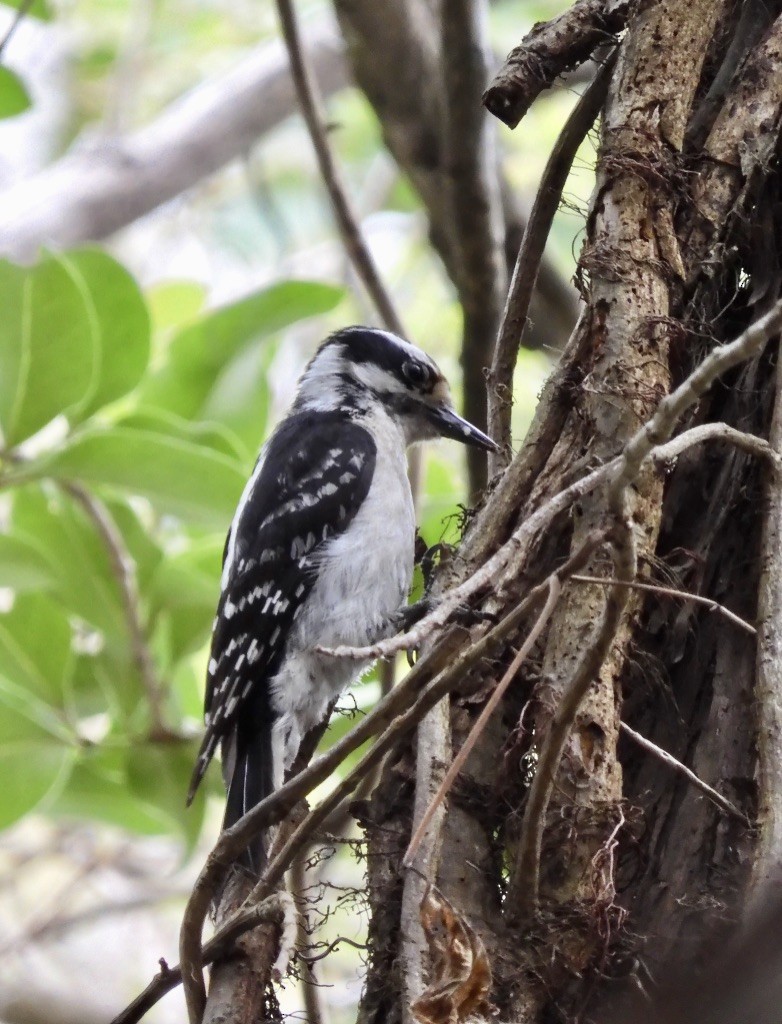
222;715;275;874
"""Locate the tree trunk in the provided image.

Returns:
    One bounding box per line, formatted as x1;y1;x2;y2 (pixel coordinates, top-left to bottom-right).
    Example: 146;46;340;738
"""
359;3;782;1021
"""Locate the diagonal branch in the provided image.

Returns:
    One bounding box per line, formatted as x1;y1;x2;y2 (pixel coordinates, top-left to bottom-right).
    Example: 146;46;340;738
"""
275;0;405;337
110;896;286;1024
619;721;751;826
487;51;616;461
440;0;506;494
571;574;757;636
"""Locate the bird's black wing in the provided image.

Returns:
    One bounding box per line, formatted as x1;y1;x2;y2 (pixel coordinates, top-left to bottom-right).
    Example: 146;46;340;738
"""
187;410;376;806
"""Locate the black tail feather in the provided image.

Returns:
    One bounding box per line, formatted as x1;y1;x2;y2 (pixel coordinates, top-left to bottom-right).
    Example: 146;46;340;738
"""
222;715;274;874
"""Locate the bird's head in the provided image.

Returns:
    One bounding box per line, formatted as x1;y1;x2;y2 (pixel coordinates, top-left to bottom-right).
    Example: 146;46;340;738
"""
295;326;498;452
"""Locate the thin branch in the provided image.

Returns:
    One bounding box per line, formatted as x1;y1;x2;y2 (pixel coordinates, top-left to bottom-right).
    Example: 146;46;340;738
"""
275;0;405;337
609;300;782;502
404;575;562;869
110;897;284;1024
650;421;782;472
483;0;631;128
570;574;757;636
619;721;752;826
487;51;617;460
440;0;506;493
59;481;168;737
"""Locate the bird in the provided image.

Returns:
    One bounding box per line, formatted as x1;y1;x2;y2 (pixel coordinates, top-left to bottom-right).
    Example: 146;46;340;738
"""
186;325;497;869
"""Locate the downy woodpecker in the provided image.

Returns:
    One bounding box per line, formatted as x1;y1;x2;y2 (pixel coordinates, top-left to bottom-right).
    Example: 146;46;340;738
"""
187;326;496;866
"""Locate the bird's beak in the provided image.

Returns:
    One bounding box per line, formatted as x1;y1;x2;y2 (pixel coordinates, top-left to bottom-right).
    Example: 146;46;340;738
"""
427;403;499;452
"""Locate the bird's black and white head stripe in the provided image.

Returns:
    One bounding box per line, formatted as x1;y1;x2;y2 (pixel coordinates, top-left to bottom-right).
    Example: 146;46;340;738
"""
293;327;497;450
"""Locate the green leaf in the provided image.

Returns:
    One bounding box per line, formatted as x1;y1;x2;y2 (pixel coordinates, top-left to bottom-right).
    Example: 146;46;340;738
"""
200;336;278;454
15;426;246;527
0;532;58;591
147;279;207;335
126;740;209;849
0;255;98;447
8;486;159;721
0;700;74;830
0;0;51;20
10;485;127;646
60;249;151;418
0;67;30;119
116;407;248;463
150;540;222;662
53;745;186;836
139;280;344;419
0;593;73;708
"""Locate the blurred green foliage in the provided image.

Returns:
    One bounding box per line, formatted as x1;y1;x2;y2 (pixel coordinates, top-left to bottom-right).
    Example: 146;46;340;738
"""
0;248;347;848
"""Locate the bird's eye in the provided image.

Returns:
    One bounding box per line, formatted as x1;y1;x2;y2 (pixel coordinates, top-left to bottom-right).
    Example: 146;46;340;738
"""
402;361;429;387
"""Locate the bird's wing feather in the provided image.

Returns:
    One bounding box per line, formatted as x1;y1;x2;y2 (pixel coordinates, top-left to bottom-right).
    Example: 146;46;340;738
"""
186;410;376;803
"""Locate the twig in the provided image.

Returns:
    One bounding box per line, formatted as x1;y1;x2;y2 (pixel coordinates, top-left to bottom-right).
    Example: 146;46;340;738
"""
619;721;752;826
609;300;782;502
110;897;284;1024
298;934;368;966
650;421;782;472
440;0;506;492
275;0;405;337
570;574;757;636
487;51;617;459
60;481;168;737
483;0;631;128
404;575;562;869
291;856;331;1024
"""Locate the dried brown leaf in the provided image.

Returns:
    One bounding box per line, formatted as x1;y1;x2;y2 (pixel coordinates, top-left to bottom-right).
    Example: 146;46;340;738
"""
411;885;493;1024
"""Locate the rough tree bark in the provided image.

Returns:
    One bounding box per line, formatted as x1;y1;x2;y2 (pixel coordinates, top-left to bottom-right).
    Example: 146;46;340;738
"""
356;3;782;1023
